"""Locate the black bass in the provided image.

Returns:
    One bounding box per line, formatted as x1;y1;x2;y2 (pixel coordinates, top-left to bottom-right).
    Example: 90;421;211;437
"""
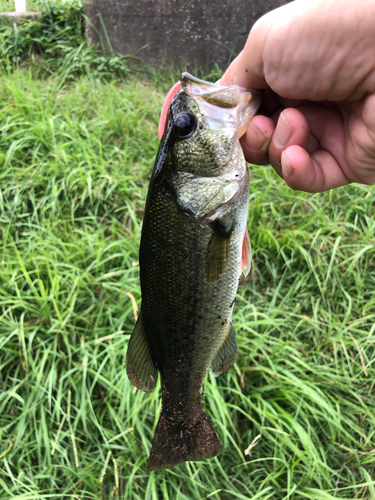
126;74;262;470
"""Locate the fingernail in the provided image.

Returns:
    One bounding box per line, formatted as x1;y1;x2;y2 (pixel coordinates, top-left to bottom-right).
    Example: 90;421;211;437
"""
246;122;265;151
274;112;293;147
281;150;293;178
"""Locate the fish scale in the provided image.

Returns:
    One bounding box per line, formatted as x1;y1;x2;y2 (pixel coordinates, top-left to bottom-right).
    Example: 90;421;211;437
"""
126;73;262;470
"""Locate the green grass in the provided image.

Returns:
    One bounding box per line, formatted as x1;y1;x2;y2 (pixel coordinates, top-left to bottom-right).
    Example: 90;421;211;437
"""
0;61;374;499
0;0;77;12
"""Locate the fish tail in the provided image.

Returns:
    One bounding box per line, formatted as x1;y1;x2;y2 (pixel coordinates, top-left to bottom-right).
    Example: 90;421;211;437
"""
147;406;220;471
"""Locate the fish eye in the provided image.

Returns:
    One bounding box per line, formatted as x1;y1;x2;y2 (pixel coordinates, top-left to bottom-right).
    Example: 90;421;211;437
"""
173;112;196;138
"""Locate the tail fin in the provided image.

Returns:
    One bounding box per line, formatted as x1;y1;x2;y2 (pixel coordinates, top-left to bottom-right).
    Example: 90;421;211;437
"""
147;407;220;471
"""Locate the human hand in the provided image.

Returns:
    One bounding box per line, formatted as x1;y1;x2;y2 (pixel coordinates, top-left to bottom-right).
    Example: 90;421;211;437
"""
220;0;375;192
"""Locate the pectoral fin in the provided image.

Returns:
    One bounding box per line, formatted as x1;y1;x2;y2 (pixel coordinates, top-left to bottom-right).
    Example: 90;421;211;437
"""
126;310;158;393
210;324;238;376
205;222;232;282
241;226;251;277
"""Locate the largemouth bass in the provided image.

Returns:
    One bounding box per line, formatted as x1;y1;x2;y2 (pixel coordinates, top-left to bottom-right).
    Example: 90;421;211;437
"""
126;74;262;470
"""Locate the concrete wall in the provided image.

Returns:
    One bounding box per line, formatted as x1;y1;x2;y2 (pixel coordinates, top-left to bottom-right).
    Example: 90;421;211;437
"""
84;0;290;69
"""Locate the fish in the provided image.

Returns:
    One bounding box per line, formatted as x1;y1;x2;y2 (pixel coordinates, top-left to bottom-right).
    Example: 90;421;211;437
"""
126;73;262;471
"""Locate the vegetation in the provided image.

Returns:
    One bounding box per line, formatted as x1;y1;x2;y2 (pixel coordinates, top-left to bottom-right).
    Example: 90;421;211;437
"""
0;0;76;13
0;2;374;499
0;0;129;80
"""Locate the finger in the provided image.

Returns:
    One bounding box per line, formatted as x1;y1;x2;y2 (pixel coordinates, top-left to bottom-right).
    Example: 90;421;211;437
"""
281;146;352;192
268;108;310;177
271;103;362;191
289;103;356;182
240;115;275;165
279;103;366;191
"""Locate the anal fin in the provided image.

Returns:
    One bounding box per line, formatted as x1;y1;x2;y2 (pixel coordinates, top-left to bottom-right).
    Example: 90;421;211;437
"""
210;323;238;377
126;309;158;393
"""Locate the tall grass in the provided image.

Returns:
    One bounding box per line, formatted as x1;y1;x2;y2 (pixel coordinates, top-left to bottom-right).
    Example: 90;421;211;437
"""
0;6;374;498
0;67;374;499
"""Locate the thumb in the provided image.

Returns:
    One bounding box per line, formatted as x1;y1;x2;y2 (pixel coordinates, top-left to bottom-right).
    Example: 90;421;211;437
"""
220;12;273;89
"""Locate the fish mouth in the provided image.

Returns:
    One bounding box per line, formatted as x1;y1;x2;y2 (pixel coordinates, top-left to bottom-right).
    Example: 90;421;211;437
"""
180;72;263;136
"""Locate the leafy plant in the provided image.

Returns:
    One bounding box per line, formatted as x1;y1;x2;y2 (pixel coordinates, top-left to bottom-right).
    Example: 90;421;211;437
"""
0;0;130;80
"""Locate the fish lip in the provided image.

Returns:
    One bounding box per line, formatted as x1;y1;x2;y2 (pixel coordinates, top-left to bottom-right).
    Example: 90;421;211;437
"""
180;72;264;100
180;72;218;89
